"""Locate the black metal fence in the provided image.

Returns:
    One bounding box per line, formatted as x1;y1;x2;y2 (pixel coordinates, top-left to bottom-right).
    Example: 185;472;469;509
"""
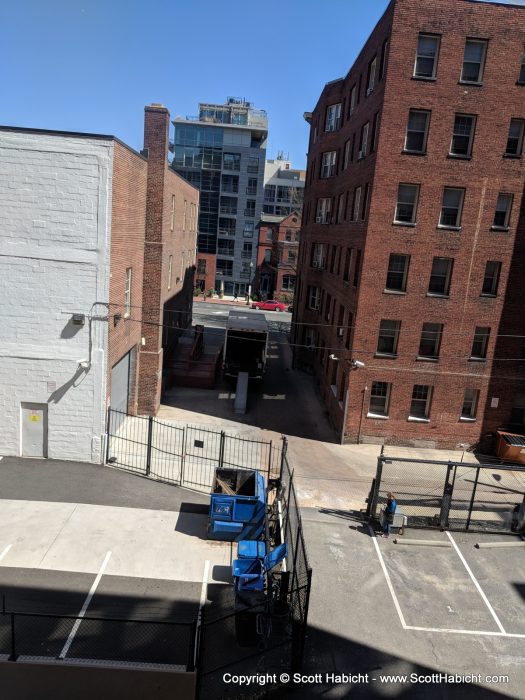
106;408;281;492
1;603;197;670
370;454;525;533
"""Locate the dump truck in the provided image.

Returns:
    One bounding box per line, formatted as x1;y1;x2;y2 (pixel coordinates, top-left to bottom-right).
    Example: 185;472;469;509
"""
223;310;269;380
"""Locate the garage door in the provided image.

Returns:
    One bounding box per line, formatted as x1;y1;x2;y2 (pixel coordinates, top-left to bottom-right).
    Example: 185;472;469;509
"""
110;351;130;413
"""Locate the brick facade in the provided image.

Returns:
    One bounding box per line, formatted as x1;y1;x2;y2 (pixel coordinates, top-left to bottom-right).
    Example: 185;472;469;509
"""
296;0;525;449
255;211;301;303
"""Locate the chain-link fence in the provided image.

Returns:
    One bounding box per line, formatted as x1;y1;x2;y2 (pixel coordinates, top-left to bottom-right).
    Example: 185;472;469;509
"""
106;408;282;492
370;455;525;533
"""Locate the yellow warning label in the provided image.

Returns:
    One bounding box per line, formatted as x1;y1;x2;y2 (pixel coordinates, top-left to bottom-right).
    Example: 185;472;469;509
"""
29;415;40;422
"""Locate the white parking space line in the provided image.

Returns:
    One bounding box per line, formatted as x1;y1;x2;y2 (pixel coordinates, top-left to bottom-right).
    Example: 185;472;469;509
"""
446;531;506;634
0;544;12;563
368;526;408;629
405;625;525;639
194;559;210;667
59;550;112;659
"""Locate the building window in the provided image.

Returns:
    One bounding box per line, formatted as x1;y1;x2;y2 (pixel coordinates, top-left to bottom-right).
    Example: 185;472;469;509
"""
216;258;233;276
418;323;443;359
311;243;324;268
243;222;254;238
282;275;296;291
170;195;175;231
367;56;377;95
450;114;476;157
404;110;430;154
377;320;401;356
277;186;291;202
223;152;241;171
220;196;237;215
379;38;389;80
519;48;525;83
352;187;362;222
353;250;362;286
217;239;235;256
461;39;487;83
124;267;132;317
337;193;345;223
197;258;206;275
308;286;320;310
394;183;419;224
244;200;256;217
264;249;271;263
410;385;432;419
264;184;276;201
343;248;352;281
386;254;410;292
247;156;259;173
242;242;252;259
506;119;524;156
461;389;479;420
246;178;257;195
349;85;357;116
369;381;391;417
320;151;337;178
370;112;379;153
316;198;332;224
471;327;490;359
288;250;296;264
167;255;173;290
325;103;342;132
219;217;236;235
481;261;501;296
414;34;440;79
509;393;525;432
264;227;272;241
285;229;292;242
361;183;369;220
358;122;369;158
492;193;513;229
222;174;239;193
343;139;351;169
428;257;453;296
439;188;464;228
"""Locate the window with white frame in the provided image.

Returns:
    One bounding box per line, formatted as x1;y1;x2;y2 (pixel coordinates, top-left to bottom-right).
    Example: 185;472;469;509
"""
308;286;320;310
168;255;173;290
428;257;453;296
506;119;524;156
418;323;443;359
349;85;357;116
439;188;464;228
405;110;430;153
386;254;410;292
471;327;490;359
264;249;271;263
321;151;337;178
481;261;501;296
359;123;369;158
414;34;440;79
394;183;419;224
450;114;476;157
377;320;401;356
519;48;525;83
352;187;362;222
461;39;487;83
325;103;342;132
367;56;377;95
170;195;175;231
337;193;345;223
492;193;513;229
316;198;332;224
282;275;295;291
410;385;432;419
243;222;254;238
312;243;324;268
461;389;479;419
369;381;391;417
124;267;132;316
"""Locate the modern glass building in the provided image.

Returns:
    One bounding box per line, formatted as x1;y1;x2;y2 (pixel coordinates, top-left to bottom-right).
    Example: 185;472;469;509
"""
171;98;268;297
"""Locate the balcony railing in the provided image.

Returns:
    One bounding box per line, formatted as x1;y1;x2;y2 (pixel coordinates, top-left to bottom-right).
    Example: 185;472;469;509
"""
246;187;257;195
244;209;256;217
217;248;235;257
241;251;252;259
220;207;237;215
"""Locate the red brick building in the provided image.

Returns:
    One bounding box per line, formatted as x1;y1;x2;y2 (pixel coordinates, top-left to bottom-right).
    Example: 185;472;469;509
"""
295;0;525;449
255;211;301;303
109;105;198;417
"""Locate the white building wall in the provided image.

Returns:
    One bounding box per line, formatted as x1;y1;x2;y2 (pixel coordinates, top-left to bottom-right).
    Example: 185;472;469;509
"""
0;130;113;462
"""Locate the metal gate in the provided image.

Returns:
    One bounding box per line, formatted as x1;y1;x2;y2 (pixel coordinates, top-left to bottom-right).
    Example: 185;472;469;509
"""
371;455;525;533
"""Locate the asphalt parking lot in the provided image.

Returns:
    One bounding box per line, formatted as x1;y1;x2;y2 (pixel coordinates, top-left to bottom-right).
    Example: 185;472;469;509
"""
296;507;525;699
0;457;232;669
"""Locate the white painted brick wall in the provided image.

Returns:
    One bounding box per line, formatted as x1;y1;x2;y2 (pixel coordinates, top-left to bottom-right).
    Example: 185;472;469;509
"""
0;130;113;463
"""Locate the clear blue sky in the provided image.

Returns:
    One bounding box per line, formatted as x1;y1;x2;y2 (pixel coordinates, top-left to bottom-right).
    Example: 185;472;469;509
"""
1;0;523;169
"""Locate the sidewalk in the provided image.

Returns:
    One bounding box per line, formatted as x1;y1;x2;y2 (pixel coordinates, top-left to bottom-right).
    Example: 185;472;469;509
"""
193;294;251;306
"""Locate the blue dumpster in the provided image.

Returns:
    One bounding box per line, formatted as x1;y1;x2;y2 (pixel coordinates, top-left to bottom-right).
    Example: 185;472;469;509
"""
208;468;266;541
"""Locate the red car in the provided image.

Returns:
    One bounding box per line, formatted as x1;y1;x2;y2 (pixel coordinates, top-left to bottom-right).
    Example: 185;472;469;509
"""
251;299;287;312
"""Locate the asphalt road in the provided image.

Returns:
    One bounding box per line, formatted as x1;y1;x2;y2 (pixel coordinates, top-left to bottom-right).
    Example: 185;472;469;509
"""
192;300;292;334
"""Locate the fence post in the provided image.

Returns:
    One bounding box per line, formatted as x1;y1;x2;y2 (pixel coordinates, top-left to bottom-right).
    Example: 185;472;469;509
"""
180;427;186;486
439;462;454;529
219;431;226;469
9;613;16;661
105;407;111;464
145;416;153;476
280;436;288;484
369;457;384;521
465;466;480;531
267;440;273;482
